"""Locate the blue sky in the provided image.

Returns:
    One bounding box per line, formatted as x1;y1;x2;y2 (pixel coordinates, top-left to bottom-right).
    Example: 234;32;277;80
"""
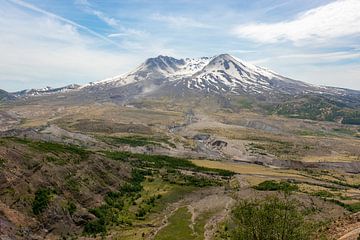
1;0;360;91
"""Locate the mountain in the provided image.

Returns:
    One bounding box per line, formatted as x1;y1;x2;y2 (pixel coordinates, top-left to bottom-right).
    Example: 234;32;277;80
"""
0;89;15;101
80;55;212;91
9;54;360;124
14;84;80;97
13;53;360;99
80;54;360;99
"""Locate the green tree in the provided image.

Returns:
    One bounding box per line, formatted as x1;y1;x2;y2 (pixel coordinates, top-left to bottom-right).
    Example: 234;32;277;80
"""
230;196;311;240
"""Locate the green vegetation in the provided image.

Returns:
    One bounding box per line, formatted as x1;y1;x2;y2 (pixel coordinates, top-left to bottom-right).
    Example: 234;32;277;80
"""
236;97;253;109
294;129;329;137
84;169;144;235
332;128;356;135
104;135;161;147
105;151;234;177
271;95;360;125
247;139;311;160
224;196;312;240
155;207;193;240
65;177;80;192
84;169;158;235
11;137;89;161
32;188;55;215
102;135;176;148
66;201;77;215
254;180;299;193
326;199;360;213
0;158;5;168
29;141;88;159
342;111;360;125
83;152;232;236
311;190;334;198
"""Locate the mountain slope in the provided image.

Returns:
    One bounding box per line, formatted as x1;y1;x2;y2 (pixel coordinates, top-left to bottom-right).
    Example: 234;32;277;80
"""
0;89;15;101
9;53;360;124
172;54;312;95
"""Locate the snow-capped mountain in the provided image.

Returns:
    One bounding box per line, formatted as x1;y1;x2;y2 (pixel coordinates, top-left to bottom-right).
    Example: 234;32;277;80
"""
14;84;80;97
81;53;311;95
7;53;360;125
12;53;360;102
81;55;213;89
173;54;314;95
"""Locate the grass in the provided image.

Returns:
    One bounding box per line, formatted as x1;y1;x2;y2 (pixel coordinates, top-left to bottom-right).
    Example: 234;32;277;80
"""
193;210;217;240
155;207;194;240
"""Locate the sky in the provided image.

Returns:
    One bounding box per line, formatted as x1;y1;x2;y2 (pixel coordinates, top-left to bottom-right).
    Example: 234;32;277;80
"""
0;0;360;92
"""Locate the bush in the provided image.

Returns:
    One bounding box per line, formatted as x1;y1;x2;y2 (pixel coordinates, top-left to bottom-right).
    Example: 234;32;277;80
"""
311;190;334;198
84;219;106;235
32;188;54;215
67;201;77;215
229;196;311;240
254;180;299;193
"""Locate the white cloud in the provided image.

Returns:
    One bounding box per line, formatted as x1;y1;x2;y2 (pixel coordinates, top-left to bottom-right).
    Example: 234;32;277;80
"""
151;13;211;28
290;64;360;90
251;51;360;65
232;0;360;44
0;1;140;91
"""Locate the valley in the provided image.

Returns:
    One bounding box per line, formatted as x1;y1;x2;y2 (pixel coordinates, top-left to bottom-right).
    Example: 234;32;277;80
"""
1;54;360;239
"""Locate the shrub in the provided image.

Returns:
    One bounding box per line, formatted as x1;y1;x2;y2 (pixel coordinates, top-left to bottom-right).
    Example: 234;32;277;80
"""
32;188;54;215
229;196;311;240
67;201;77;215
254;180;299;193
84;219;106;235
311;190;334;198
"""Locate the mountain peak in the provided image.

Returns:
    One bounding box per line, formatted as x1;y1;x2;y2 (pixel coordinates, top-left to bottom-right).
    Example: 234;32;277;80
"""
214;53;234;59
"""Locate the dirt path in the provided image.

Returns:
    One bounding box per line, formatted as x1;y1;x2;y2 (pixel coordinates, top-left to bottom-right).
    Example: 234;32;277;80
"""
338;227;360;240
147;200;184;239
149;187;231;240
327;213;360;240
203;197;235;240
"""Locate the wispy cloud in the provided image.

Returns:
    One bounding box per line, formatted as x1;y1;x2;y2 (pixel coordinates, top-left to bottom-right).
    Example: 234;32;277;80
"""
7;0;118;46
108;29;146;38
75;0;146;38
75;0;119;27
151;13;211;28
232;0;360;44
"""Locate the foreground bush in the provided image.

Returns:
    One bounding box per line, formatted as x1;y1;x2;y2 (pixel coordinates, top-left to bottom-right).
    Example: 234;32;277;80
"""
229;196;311;240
